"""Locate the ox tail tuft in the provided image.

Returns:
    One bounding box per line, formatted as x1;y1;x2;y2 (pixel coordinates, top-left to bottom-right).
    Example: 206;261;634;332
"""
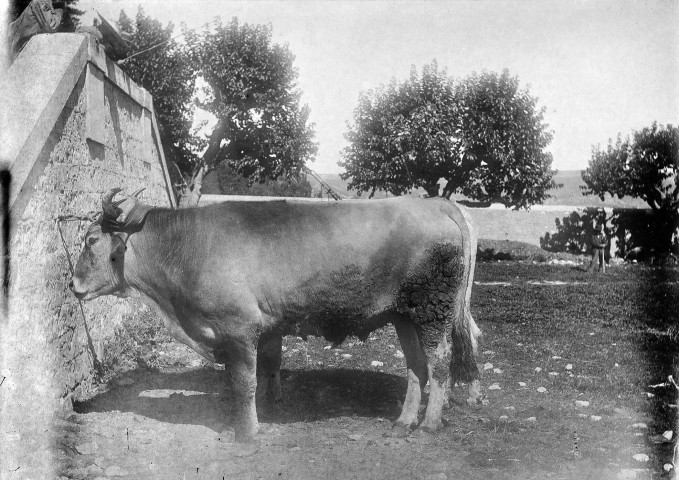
449;311;481;383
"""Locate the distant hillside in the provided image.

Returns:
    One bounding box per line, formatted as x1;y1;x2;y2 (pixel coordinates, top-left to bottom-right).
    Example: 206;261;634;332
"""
308;170;648;208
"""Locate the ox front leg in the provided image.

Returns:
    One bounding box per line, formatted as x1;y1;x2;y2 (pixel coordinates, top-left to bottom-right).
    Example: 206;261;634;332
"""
217;339;259;442
392;315;428;436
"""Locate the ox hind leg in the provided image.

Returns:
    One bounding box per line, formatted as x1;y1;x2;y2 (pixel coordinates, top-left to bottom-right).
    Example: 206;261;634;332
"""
256;326;283;403
391;313;428;435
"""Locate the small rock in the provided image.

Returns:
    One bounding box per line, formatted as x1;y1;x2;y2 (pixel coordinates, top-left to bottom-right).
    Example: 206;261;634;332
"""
281;345;288;352
591;416;602;422
348;434;363;441
614;363;619;367
575;400;590;407
552;356;562;360
323;345;331;350
518;382;526;387
499;415;509;421
565;364;573;370
371;360;384;367
535;367;542;373
536;387;547;393
525;417;537;422
632;423;648;430
493;368;502;374
578;414;588;418
548;372;559;377
483;350;493;355
663;430;673;441
483;363;494;370
504;406;515;410
388;344;395;349
664;464;674;472
632;454;650;462
75;442;97;455
104;465;129;476
646;392;655;398
589;332;595;336
488;383;501;391
394;350;404;359
341;353;353;359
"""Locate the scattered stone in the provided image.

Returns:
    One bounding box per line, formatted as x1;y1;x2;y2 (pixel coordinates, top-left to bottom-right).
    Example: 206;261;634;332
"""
591;416;602;422
565;364;573;370
483;350;493;355
663;430;673;441
104;465;129;476
535;367;542;373
525;417;537;422
632;423;648;430
588;332;595;336
75;442;97;455
578;414;588;418
323;345;331;350
348;434;363;441
488;383;501;391
537;387;547;393
552;356;562;360
664;464;674;472
388;344;395;349
504;406;515;410
499;415;509;421
614;363;619;367
394;350;405;359
632;454;649;463
518;382;526;387
483;363;494;370
575;400;590;407
493;368;503;374
341;354;353;359
548;372;559;377
371;360;384;367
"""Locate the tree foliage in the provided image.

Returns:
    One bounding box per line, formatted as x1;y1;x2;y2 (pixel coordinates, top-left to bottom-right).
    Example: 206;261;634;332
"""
339;64;557;209
118;11;317;205
582;122;679;253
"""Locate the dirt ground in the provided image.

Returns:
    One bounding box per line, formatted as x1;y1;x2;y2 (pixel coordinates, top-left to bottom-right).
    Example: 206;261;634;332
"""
53;263;677;480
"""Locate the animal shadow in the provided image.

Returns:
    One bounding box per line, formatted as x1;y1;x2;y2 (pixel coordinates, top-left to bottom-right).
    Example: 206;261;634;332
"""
74;367;406;432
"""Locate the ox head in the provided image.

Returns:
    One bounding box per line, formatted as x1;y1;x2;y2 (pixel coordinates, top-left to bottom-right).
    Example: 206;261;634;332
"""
69;188;153;300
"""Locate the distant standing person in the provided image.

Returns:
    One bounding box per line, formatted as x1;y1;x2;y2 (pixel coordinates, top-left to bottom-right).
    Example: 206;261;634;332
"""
588;223;607;273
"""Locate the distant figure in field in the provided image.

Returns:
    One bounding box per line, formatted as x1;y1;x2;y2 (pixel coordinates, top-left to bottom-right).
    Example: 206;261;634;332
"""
588;223;607;273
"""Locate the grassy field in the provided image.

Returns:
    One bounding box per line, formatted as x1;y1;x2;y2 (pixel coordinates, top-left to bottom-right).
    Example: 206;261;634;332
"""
74;257;678;479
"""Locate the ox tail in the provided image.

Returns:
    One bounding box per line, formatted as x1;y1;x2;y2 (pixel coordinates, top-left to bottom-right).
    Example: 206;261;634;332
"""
445;201;481;385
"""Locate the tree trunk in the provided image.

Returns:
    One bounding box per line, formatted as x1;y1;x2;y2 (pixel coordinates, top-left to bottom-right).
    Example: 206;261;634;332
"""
178;165;207;208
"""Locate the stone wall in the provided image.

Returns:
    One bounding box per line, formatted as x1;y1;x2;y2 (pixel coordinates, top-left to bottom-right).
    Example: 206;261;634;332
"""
0;33;174;477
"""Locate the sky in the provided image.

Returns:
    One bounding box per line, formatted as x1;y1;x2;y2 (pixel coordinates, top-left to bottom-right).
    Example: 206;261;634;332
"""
79;0;677;174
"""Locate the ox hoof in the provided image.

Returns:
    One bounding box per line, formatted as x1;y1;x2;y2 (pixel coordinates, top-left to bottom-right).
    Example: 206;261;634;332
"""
417;421;443;435
388;423;413;438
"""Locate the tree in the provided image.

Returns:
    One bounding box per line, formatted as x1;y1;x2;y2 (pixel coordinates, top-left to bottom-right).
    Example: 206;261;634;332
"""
582;122;679;254
118;11;317;205
340;64;558;209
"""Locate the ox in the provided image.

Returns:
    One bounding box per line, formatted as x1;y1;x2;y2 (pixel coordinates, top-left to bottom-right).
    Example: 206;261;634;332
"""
70;189;481;441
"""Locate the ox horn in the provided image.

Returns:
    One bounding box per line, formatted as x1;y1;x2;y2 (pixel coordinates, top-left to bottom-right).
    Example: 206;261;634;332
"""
102;188;123;219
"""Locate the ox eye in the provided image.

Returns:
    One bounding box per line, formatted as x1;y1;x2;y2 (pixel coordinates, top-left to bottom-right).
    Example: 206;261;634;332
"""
87;236;99;247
